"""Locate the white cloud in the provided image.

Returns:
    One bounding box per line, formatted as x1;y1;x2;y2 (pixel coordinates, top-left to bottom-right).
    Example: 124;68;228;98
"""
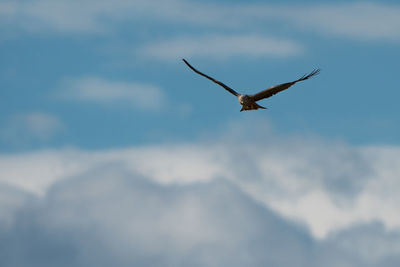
60;76;167;110
0;184;33;229
273;3;400;40
0;160;400;266
0;112;63;143
0;0;194;34
140;34;303;60
1;120;400;266
325;222;400;263
1;121;400;239
0;0;241;34
2;1;400;41
0;173;315;267
0;0;125;33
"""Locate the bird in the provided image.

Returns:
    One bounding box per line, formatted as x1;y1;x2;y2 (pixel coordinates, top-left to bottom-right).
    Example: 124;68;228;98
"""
182;58;320;112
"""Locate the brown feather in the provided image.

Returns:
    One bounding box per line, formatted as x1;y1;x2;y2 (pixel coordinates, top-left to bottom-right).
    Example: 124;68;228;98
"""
251;69;320;101
182;59;239;97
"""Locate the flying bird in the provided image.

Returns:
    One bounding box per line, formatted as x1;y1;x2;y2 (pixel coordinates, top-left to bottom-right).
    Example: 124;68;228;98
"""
182;58;320;112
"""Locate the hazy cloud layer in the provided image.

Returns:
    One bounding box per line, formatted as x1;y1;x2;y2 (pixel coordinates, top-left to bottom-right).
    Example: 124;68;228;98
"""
1;120;400;266
296;3;400;40
0;112;63;144
1;121;400;239
0;173;313;267
59;77;167;111
2;1;400;41
141;34;303;60
0;164;400;266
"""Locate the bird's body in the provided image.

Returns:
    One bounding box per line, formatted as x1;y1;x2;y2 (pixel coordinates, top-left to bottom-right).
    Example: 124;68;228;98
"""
238;95;266;111
182;59;320;112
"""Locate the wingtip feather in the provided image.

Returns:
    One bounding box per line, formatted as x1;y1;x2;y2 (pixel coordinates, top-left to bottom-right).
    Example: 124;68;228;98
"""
298;68;321;81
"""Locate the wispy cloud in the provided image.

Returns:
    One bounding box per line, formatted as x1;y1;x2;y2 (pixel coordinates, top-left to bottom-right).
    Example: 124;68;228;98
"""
0;112;63;144
2;1;400;41
274;3;400;40
0;0;125;34
140;34;303;60
59;76;167;111
0;0;244;34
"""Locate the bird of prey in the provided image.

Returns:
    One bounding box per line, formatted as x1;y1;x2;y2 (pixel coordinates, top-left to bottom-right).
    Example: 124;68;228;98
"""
182;58;320;112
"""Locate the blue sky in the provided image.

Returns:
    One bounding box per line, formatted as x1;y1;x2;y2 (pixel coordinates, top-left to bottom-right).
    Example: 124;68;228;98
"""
1;0;400;266
1;0;400;151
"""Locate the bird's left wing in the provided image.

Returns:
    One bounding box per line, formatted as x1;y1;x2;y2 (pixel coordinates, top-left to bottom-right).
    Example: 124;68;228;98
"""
251;69;320;101
182;59;239;97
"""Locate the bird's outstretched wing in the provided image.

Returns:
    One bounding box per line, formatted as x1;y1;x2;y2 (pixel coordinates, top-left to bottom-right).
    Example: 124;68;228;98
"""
251;69;320;101
182;59;239;97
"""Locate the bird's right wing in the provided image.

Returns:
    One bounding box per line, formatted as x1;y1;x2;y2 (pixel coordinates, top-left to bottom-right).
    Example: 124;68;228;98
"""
251;69;320;101
182;59;239;97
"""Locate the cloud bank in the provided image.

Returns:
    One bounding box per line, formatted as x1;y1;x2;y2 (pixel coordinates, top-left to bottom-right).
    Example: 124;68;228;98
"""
0;157;399;267
2;132;400;238
1;120;400;266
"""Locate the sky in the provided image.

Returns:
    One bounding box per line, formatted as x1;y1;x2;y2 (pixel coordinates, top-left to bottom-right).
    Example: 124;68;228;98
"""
1;0;400;266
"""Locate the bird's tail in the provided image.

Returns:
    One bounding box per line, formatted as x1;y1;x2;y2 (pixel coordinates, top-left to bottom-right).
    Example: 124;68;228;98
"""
257;103;267;110
240;103;267;112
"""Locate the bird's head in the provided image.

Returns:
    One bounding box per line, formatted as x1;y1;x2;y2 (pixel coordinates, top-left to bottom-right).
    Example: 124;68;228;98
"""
238;94;251;104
